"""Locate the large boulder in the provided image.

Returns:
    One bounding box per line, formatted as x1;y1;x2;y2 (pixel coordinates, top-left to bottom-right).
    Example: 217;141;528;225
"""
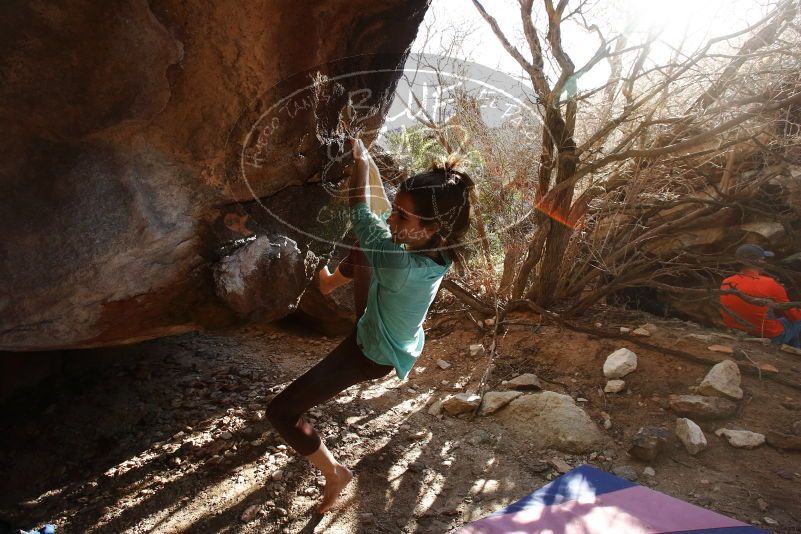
0;0;429;350
496;392;606;453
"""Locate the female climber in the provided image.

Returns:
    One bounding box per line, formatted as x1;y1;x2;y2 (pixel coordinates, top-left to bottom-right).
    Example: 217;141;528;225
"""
266;137;475;514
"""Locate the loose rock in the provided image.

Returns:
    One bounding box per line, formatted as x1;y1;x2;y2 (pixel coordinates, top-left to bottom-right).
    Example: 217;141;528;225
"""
441;393;481;416
603;348;638;379
765;430;801;451
436;359;452;370
780;344;801;355
632;328;651;337
549;458;572;474
469;344;485;357
428;400;444;416
715;428;765;449
676;418;707;455
604;380;626;393
697;360;743;400
612;465;638;481
793;420;801;436
478;391;523;416
669;394;738;420
506;373;542;391
241;505;260;522
643;467;656;477
629;426;670;462
707;344;734;354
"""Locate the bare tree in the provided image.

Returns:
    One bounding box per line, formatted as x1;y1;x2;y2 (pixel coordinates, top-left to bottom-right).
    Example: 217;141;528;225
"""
470;0;801;312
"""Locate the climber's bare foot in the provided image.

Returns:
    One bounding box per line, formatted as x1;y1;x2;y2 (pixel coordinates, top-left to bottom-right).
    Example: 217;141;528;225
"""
317;464;352;514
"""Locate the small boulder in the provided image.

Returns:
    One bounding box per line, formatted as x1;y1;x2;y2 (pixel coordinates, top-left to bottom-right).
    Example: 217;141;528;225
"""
506;373;542;391
697;360;743;400
604;379;626;393
496;392;606;454
715;428;765;449
441;393;481;416
478;391;523;416
603;348;638;379
676;418;707;455
469;344;486;357
629;426;670;462
669;394;738;419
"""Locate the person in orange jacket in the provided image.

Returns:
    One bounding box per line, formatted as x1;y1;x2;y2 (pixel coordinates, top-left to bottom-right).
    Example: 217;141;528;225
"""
720;244;801;348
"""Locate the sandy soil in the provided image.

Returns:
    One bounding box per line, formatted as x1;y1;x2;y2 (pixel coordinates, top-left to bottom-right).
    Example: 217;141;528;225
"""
1;305;800;533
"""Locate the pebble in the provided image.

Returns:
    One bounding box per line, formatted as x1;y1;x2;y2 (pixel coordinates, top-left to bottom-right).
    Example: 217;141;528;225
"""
241;504;260;522
436;359;452;370
620;327;632;333
643;467;656;477
469;344;485;357
763;517;778;526
604;380;626;393
550;458;571;474
632;328;650;337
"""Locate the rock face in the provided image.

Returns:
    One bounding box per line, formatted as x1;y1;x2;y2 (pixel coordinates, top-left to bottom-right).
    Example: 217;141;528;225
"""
0;0;429;350
496;392;606;453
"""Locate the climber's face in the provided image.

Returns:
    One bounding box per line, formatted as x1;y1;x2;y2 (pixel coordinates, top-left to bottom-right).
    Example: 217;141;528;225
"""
387;192;439;249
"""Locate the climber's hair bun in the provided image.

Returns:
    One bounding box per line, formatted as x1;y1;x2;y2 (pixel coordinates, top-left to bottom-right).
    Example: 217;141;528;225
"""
430;153;475;191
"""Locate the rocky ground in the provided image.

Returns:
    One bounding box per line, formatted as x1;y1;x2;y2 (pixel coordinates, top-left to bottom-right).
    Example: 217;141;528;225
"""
1;304;800;533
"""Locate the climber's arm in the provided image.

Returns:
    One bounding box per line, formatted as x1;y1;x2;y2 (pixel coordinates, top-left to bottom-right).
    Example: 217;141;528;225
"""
349;138;368;207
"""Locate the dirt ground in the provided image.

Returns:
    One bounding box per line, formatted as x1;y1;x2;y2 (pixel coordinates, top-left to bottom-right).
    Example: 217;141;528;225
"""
1;304;800;533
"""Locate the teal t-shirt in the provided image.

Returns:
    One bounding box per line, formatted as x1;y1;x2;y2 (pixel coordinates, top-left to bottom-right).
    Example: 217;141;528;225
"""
350;201;452;380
